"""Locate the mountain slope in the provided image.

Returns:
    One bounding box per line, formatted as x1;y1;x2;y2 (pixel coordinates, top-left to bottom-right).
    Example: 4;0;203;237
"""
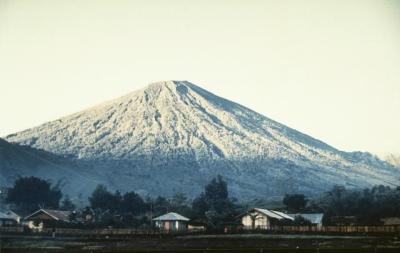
4;81;399;199
0;138;102;199
384;154;400;168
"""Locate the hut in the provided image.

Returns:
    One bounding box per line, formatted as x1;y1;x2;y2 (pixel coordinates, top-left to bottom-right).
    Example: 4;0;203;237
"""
153;212;189;232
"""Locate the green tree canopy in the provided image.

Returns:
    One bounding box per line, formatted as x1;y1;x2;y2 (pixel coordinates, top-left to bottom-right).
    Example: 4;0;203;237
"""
191;175;237;228
121;191;147;215
89;185;119;213
6;176;62;213
319;185;400;225
60;195;76;211
89;185;147;217
283;194;308;212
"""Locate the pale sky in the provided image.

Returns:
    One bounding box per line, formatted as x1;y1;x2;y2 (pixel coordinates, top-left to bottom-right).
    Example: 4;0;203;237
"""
0;0;399;156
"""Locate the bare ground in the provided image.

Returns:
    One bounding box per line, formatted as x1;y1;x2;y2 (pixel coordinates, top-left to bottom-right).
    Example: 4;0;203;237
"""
1;233;400;253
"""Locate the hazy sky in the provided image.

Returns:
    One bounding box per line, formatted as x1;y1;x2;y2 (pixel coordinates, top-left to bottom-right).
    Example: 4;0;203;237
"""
1;0;399;155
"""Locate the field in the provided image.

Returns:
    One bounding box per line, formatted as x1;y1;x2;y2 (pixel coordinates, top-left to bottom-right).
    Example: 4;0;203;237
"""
1;233;400;253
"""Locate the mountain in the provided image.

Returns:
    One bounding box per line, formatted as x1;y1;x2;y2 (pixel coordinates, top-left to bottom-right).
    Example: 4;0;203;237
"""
0;138;102;200
384;154;400;168
3;81;399;200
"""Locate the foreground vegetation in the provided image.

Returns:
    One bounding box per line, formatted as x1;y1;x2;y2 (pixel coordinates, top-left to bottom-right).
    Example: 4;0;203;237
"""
1;233;399;253
3;176;400;229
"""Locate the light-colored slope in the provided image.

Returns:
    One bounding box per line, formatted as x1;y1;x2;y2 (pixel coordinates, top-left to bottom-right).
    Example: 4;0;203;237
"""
4;81;342;162
5;81;399;199
384;153;400;168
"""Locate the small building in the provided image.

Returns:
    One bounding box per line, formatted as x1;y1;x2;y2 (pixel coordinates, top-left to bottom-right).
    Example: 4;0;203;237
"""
288;213;324;228
0;211;21;227
238;208;294;230
381;217;400;226
24;209;72;231
153;212;189;232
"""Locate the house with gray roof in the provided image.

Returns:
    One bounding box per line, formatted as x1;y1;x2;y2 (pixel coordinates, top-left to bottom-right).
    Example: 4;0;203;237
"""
24;209;72;231
0;210;21;226
153;212;190;232
238;208;294;230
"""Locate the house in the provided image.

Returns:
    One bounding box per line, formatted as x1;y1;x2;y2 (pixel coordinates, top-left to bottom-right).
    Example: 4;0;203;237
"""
24;209;72;231
153;212;189;232
288;213;324;228
381;217;400;226
238;208;294;230
0;210;21;227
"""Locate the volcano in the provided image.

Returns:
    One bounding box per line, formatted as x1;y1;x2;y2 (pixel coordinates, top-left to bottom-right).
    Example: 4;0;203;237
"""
4;81;398;199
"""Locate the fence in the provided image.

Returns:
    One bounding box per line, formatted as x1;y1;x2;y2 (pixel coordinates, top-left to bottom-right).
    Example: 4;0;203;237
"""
1;225;400;236
0;227;187;236
270;225;400;234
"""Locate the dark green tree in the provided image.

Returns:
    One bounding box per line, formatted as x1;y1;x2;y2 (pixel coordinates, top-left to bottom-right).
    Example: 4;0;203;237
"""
313;185;400;225
192;193;209;216
60;195;76;211
121;191;146;215
89;185;119;213
292;215;312;226
6;176;62;213
191;175;237;229
152;196;170;215
283;194;307;212
205;175;230;213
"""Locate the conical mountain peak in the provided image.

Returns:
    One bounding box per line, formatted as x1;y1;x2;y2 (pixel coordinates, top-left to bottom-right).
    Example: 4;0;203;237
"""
4;81;398;199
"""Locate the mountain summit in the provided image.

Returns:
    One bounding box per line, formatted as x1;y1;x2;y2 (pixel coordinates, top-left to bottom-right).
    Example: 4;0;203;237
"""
4;81;399;199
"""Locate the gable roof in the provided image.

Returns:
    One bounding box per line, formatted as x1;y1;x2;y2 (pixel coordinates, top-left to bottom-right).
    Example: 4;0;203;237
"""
270;210;294;220
0;210;20;221
288;213;324;224
238;208;294;220
153;212;189;221
25;209;72;222
0;212;17;221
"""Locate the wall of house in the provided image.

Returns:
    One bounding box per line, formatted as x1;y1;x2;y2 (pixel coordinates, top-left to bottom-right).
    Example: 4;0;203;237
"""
0;219;17;227
241;213;269;229
26;220;44;231
155;220;187;231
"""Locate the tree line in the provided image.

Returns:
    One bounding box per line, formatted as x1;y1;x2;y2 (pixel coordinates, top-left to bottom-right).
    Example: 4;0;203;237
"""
4;176;400;228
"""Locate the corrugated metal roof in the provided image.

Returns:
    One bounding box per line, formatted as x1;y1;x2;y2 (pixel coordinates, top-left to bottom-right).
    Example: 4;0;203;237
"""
153;212;189;221
254;208;293;220
25;209;72;222
0;210;20;221
0;212;16;220
288;213;324;224
270;210;294;220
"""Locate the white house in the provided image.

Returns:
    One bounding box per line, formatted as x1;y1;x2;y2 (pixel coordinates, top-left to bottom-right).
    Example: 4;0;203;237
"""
153;212;189;232
24;209;72;231
238;208;294;230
